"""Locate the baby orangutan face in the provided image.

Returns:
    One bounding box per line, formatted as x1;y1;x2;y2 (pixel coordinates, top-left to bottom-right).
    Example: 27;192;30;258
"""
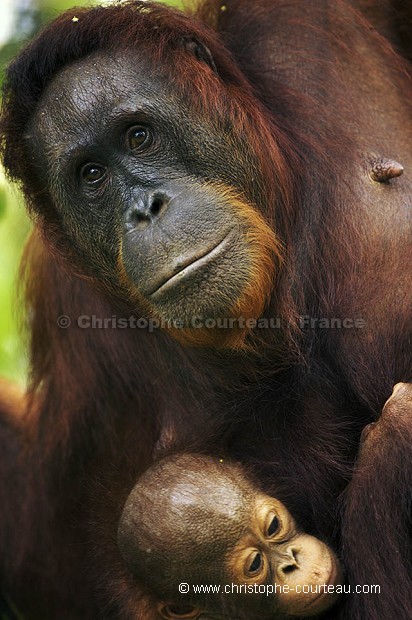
226;494;340;617
118;454;342;619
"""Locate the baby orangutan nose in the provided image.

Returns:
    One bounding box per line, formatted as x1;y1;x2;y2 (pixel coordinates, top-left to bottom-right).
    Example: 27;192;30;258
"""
278;547;299;576
118;454;343;619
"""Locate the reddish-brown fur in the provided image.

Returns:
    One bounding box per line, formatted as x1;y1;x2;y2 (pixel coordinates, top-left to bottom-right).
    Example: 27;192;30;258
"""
0;1;411;619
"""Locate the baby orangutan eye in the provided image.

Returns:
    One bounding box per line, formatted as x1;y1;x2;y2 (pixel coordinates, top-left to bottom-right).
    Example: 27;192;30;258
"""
267;512;280;537
246;550;264;576
159;603;199;619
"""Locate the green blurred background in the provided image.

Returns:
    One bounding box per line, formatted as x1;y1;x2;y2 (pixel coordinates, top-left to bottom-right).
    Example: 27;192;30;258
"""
0;0;181;386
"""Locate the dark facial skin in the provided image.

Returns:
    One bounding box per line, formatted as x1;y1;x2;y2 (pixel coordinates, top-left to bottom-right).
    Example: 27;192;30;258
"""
27;50;278;347
118;455;342;619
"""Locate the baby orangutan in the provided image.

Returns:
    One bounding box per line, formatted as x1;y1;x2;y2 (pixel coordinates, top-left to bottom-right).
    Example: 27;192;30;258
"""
118;455;342;619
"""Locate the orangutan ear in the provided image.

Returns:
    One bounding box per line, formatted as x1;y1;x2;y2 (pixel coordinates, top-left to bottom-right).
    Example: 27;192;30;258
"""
181;37;218;74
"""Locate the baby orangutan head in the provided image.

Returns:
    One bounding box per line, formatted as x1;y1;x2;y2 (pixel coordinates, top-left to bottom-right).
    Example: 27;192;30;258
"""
118;454;342;619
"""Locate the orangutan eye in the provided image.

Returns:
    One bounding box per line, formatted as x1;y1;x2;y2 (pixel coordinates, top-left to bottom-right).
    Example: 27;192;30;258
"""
267;513;280;537
159;603;199;618
126;124;153;151
247;551;263;576
80;163;107;186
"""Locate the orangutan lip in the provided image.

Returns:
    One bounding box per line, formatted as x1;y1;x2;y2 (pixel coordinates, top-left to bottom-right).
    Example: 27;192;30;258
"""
150;229;235;297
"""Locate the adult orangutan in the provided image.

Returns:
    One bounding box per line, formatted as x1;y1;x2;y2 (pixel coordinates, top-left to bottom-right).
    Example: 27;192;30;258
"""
0;1;410;618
